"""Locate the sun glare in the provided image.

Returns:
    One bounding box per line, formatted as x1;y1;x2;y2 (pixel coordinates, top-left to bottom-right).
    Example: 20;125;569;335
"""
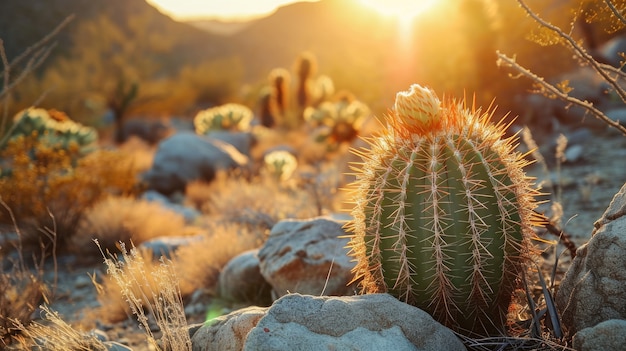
358;0;438;23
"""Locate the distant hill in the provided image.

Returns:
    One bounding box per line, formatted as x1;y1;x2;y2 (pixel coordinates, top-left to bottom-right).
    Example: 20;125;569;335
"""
0;0;225;71
187;19;257;36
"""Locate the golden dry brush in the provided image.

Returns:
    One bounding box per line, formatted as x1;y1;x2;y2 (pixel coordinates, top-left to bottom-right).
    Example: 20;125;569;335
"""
346;84;541;335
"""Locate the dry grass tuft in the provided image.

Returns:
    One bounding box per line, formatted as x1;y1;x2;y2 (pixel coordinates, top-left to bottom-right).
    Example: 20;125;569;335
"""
97;242;191;350
10;305;107;351
198;171;335;231
174;222;265;296
75;196;192;255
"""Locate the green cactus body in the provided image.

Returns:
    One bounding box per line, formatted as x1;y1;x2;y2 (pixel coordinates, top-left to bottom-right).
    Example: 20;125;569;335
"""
347;84;539;335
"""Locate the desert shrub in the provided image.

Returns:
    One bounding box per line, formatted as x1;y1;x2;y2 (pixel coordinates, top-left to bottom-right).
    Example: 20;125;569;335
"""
75;196;194;255
199;172;325;230
0;135;139;250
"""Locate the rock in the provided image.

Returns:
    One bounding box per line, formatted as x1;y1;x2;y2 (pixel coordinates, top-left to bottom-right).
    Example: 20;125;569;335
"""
218;249;273;306
205;131;256;158
603;107;626;133
258;216;356;298
243;293;465;351
138;235;203;259
564;144;584;163
556;182;626;336
191;306;267;351
573;319;626;351
597;35;626;68
142;132;250;195
103;341;134;351
141;190;201;222
120;118;170;145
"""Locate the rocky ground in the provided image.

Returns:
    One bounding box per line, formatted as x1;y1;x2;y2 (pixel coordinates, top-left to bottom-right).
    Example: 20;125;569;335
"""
8;121;626;350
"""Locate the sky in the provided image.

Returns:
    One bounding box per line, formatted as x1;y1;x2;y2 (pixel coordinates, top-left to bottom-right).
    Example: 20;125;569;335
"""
146;0;319;21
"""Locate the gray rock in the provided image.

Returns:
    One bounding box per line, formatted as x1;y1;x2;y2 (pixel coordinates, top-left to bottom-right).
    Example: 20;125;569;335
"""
258;217;357;298
191;306;267;351
573;319;626;351
218;249;273;306
205;131;256;158
139;235;203;259
104;341;134;351
142;132;250;195
564;144;584;163
120;118;170;144
243;293;465;351
556;182;626;336
141;190;201;222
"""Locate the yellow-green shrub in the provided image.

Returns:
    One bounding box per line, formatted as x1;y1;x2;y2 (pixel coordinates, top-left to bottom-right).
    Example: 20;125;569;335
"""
0;135;138;248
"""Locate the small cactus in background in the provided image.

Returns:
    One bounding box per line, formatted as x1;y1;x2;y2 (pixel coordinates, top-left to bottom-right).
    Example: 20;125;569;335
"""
312;74;335;107
346;84;540;335
1;107;98;153
263;150;298;182
194;103;253;134
305;93;370;148
258;87;278;128
269;68;290;117
294;52;317;122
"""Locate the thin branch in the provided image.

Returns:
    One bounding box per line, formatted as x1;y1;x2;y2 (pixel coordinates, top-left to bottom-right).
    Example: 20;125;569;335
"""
517;0;626;103
0;15;74;76
497;52;626;136
0;40;9;136
605;0;626;25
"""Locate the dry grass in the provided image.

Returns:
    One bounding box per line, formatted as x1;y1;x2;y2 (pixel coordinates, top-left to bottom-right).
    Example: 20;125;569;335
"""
75;196;194;255
10;305;107;351
0;262;47;346
97;242;191;351
174;222;265;296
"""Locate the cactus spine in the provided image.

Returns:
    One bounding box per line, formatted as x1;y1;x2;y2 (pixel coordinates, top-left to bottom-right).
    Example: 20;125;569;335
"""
346;84;540;335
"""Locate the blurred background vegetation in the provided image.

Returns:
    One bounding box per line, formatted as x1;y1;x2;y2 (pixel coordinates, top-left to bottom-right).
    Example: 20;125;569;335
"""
1;0;624;129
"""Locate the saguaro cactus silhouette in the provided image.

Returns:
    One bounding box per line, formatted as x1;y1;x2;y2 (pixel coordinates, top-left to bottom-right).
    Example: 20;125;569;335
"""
346;84;540;335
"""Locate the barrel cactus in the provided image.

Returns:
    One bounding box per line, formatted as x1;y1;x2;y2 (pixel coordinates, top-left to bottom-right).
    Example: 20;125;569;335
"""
194;103;253;134
346;84;540;335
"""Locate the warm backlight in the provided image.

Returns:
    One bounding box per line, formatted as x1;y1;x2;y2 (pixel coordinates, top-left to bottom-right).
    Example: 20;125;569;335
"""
358;0;438;24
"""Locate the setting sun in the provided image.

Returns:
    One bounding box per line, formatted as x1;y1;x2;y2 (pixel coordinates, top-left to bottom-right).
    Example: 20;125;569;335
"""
358;0;438;24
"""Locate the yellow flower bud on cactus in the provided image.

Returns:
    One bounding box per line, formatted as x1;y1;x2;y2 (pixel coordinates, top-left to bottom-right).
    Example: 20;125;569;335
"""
393;84;442;134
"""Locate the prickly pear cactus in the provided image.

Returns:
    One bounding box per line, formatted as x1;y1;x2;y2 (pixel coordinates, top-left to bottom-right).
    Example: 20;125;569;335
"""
194;103;253;134
346;84;540;335
3;108;98;153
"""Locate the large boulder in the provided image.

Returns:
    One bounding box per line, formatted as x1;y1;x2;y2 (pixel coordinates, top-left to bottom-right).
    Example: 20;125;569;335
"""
257;216;356;298
191;306;267;351
218;249;273;306
142;132;250;195
190;294;465;351
243;294;466;351
556;182;626;336
573;319;626;351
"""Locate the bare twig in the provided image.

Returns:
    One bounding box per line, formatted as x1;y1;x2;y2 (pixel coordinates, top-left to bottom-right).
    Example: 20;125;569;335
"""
517;0;626;102
497;52;626;136
605;0;626;25
0;15;74;136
